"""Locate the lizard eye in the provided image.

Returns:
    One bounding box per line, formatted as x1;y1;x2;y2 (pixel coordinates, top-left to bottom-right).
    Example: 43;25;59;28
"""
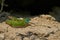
25;18;30;23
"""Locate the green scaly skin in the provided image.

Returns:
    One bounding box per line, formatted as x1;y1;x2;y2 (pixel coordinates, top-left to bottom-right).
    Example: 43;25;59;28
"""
6;17;30;28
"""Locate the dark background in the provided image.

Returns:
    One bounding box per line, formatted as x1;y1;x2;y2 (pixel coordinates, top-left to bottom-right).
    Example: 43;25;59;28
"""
1;0;60;16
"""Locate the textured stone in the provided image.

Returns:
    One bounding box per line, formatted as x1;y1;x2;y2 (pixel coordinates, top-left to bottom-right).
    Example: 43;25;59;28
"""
24;37;30;40
0;33;5;40
0;14;60;40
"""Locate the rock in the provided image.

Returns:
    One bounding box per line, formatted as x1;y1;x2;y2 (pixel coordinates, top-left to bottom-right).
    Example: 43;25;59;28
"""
0;23;8;33
14;36;21;40
49;7;60;22
30;35;40;40
0;14;60;40
47;31;60;40
0;12;10;22
5;38;12;40
0;33;5;40
40;14;55;21
24;37;30;40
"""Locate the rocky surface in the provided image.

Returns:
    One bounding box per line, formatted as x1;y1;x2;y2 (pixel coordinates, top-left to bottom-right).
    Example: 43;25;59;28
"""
0;14;60;40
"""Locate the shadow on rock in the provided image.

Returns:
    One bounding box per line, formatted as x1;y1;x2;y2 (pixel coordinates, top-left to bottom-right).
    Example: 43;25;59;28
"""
49;7;60;22
0;12;10;23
